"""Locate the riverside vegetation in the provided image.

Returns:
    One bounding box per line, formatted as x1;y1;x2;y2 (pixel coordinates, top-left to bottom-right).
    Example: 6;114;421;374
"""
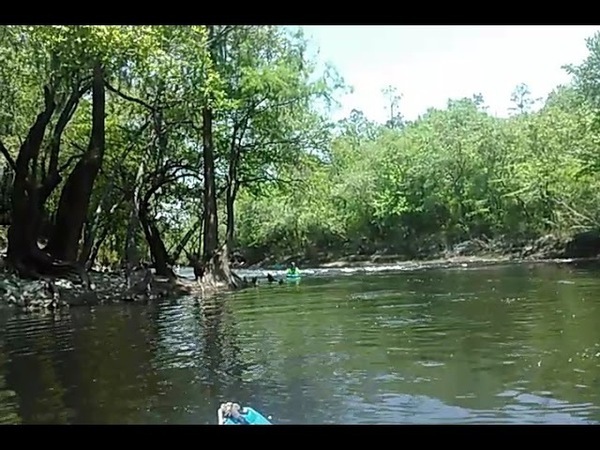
2;25;600;311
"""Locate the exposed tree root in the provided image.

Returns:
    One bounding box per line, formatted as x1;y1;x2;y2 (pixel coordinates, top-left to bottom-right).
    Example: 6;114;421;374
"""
9;246;91;289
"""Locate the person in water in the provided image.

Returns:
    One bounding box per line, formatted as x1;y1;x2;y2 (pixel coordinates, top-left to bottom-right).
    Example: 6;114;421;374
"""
286;262;300;276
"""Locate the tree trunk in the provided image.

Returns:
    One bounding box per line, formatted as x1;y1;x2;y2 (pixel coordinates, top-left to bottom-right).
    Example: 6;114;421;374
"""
85;225;109;271
225;181;239;256
46;63;106;262
197;215;203;257
168;217;201;264
78;180;119;268
78;219;95;267
198;25;243;290
200;101;238;290
225;119;242;260
38;81;90;209
138;203;175;278
6;86;56;272
125;164;144;287
202;105;219;262
3;87;89;285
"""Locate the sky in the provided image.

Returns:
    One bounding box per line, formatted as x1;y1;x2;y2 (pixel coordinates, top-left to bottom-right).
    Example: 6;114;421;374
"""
298;25;600;123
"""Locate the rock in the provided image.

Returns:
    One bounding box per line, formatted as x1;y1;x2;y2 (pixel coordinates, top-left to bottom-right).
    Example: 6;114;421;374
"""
452;239;488;257
1;265;183;311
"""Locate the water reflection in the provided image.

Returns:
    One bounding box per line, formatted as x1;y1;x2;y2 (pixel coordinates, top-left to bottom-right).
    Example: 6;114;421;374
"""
122;295;251;424
2;311;73;423
0;305;165;424
0;337;20;424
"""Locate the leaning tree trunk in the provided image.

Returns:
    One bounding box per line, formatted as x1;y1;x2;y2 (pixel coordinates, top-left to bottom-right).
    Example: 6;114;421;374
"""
84;225;110;271
3;87;90;285
168;217;202;264
138;203;174;278
6;87;55;272
123;161;155;298
78;178;120;269
46;63;106;263
78;219;95;267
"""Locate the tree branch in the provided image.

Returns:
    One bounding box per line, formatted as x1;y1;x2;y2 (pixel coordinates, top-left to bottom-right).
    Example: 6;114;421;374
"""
239;136;304;152
47;81;91;176
239;173;300;187
142;169;196;206
0;140;15;171
105;81;156;112
59;153;86;173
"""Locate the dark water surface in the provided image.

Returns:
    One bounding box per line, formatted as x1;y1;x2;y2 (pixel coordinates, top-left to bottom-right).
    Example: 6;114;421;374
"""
1;262;600;424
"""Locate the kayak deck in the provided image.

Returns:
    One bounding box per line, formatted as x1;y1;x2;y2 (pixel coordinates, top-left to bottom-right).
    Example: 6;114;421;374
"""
218;403;272;425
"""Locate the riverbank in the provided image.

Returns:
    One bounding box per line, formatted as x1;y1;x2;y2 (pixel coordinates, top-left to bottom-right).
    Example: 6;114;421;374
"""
4;231;600;312
0;263;239;312
247;231;600;270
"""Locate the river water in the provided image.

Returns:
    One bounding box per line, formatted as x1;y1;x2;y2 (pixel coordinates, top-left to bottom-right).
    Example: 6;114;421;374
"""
1;261;600;424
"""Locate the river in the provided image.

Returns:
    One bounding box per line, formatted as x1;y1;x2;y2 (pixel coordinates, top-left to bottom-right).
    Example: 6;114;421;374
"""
1;260;599;424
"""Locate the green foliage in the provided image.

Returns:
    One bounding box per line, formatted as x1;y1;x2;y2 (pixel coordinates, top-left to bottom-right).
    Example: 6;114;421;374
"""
235;70;600;261
0;25;340;266
4;25;600;267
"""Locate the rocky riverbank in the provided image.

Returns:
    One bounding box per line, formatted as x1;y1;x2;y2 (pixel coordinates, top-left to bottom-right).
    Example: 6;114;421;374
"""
0;264;239;312
247;231;600;270
5;230;600;312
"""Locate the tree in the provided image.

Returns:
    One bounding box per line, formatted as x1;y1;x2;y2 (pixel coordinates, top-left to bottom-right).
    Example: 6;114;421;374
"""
0;26;141;277
381;85;404;129
509;83;538;115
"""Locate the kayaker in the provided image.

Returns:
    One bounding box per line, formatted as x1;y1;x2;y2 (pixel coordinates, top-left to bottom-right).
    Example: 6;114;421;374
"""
286;262;300;276
219;402;250;425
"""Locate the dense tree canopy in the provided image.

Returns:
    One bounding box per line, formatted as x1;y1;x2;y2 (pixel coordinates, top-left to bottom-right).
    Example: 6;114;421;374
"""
234;31;600;264
1;25;600;278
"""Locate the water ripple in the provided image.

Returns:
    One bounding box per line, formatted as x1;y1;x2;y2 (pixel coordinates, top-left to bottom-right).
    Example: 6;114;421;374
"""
1;263;600;424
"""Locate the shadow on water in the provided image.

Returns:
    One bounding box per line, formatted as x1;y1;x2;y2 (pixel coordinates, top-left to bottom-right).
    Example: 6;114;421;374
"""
0;338;20;424
0;298;250;424
1;261;600;424
1;311;73;423
0;305;165;424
